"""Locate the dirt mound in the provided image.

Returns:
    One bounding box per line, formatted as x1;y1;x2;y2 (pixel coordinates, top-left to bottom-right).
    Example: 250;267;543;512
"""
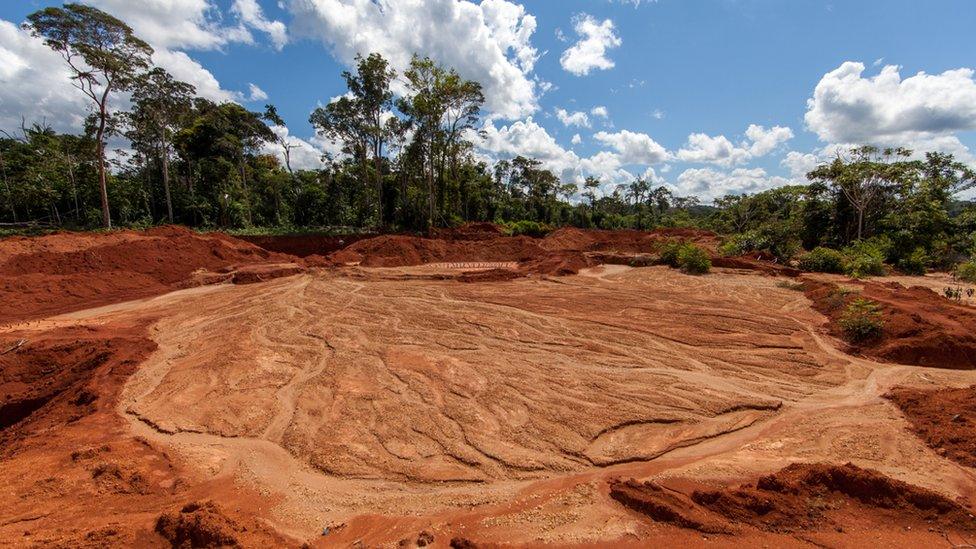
612;463;975;535
0;226;297;323
804;279;976;369
712;254;800;277
886;385;976;467
0;323;156;444
239;233;371;257
330;234;545;268
430;222;506;241
154;501;244;548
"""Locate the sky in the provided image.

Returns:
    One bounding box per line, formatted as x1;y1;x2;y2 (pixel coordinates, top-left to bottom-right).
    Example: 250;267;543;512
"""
2;0;976;201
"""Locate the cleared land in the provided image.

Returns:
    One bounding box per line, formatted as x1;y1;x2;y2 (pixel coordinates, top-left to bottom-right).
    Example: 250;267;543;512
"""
2;226;976;547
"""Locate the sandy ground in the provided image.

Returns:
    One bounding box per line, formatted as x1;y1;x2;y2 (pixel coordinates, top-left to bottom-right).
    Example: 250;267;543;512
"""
2;263;966;546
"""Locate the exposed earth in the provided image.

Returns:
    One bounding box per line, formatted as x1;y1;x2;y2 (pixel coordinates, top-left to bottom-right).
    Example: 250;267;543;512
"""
2;225;976;548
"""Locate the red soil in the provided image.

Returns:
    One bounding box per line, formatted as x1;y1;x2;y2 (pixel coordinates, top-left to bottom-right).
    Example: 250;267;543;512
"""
711;253;801;277
886;385;976;467
0;320;294;547
239;233;373;257
804;279;976;369
611;462;975;535
0;226;298;324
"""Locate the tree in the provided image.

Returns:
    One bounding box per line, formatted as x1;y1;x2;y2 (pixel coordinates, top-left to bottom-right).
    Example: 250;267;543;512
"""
25;3;152;228
126;68;195;222
262;105;297;177
626;177;650;229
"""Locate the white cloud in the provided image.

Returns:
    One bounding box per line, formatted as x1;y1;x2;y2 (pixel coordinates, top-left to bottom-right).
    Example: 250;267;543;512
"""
152;49;238;102
676;124;793;166
232;0;288;50
85;0;248;50
287;0;540;119
805;61;976;148
571;133;582;145
593;129;670;165
651;109;665;120
555;108;590;128
590;105;608;118
780;151;823;181
560;13;621;76
246;83;269;102
675;167;791;201
0;20;87;133
261;125;345;170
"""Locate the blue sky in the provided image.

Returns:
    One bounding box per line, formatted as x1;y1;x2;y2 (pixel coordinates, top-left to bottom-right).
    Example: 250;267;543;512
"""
2;0;975;200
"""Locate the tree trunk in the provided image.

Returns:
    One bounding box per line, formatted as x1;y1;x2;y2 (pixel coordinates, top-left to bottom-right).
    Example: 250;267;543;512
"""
161;141;174;223
96;89;112;229
373;148;383;229
856;207;864;240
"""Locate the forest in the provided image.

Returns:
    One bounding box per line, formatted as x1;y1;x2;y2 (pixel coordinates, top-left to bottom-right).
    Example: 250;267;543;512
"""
2;4;975;277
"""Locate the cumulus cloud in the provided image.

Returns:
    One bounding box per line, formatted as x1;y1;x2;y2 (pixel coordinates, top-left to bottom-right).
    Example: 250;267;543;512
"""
571;133;582;145
0;20;87;133
590;105;608;118
675;167;791;201
560;13;621;76
593;130;669;165
246;83;269;102
676;124;793;166
555;108;590;128
805;61;976;148
472;118;643;191
261;125;346;170
231;0;288;50
781;151;822;180
287;0;540;119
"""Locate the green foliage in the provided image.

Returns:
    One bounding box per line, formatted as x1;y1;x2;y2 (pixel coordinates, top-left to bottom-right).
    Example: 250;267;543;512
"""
956;261;976;283
842;240;887;278
839;298;884;342
896;247;929;275
798;247;845;273
660;241;710;274
677;244;711;274
719;224;800;262
503;220;552;237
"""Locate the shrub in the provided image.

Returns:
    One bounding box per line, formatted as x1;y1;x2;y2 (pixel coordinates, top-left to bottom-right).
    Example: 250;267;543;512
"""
956;260;976;283
720;226;800;263
504;220;552;238
799;247;845;274
677;244;711;275
842;241;886;278
659;240;684;267
896;247;928;276
839;298;884;342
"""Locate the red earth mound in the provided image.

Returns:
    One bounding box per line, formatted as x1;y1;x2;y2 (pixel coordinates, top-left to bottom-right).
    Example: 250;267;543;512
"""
803;279;976;369
330;233;546;267
155;500;287;548
611;462;975;535
886;385;976;468
430;222;506;241
239;233;372;257
0;226;299;323
711;253;801;277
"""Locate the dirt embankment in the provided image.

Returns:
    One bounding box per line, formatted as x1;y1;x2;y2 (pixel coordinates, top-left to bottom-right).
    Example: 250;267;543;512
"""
804;279;976;369
886;385;976;468
611;462;976;536
239;233;373;257
0;321;293;547
0;226;305;324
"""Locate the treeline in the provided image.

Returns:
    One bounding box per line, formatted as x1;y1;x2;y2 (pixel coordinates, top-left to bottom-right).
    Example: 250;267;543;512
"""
2;4;976;278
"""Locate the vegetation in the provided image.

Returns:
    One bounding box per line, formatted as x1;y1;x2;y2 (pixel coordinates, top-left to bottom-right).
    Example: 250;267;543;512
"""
660;241;710;274
839;298;884;342
956;261;976;283
798;247;845;274
2;3;975;283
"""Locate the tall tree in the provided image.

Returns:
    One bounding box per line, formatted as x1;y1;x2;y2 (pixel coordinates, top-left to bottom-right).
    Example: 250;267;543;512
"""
262;104;296;177
126;68;195;223
25;3;152;228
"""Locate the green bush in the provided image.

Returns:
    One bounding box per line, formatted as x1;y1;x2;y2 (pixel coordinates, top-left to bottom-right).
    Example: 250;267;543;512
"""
720;227;800;263
799;247;845;274
677;244;711;274
839;298;884;342
896;247;928;276
503;220;552;237
842;241;887;278
659;240;684;267
956;260;976;283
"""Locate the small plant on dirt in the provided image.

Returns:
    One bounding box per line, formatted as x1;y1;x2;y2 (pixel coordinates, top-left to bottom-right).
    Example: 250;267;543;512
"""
944;286;964;302
956;260;976;284
776;280;805;291
896;247;928;276
658;240;684;267
503;220;552;238
839;298;884;343
798;247;845;274
677;244;711;275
